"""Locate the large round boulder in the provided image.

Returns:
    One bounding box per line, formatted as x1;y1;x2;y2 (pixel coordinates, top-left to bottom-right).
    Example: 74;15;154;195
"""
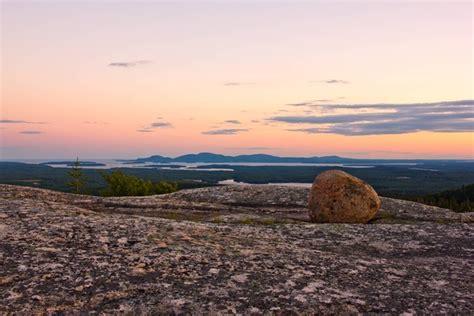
308;170;381;223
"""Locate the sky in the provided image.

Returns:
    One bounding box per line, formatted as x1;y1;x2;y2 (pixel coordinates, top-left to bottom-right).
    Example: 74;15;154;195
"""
1;1;473;159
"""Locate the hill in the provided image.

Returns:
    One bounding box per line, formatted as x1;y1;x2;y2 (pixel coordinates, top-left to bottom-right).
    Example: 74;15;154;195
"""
414;183;474;212
123;152;371;164
123;152;474;164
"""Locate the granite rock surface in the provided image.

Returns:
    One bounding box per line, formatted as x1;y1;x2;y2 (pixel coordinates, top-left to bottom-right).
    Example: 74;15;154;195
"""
0;184;473;314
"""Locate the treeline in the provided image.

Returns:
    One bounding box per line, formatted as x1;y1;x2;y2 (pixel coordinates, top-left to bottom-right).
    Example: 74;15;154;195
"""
2;161;474;199
413;184;474;213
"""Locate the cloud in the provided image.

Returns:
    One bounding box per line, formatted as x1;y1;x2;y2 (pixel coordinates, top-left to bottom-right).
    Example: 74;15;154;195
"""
287;102;314;107
1;119;46;124
269;100;474;136
150;122;173;128
224;120;241;124
109;60;152;68
324;80;349;84
312;99;334;103
286;98;344;107
202;128;249;135
286;128;320;134
308;80;349;84
19;130;43;135
223;82;255;86
138;119;173;132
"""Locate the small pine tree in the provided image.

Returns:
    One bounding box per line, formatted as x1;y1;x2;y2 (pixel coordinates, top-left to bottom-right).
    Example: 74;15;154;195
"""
68;157;86;194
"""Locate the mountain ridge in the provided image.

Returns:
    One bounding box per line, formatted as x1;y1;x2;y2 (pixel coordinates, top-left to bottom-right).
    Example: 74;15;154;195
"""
122;152;436;164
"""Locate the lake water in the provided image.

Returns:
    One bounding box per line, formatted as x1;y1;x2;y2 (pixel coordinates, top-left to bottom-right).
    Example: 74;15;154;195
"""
3;159;420;171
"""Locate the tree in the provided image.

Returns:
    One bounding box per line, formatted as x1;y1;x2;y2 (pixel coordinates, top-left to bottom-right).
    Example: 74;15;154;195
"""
68;157;86;194
100;170;177;197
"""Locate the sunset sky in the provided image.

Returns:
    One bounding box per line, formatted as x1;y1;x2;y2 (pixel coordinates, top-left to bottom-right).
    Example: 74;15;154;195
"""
1;1;473;159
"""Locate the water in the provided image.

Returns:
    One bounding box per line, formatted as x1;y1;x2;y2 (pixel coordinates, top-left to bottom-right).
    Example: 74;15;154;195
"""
158;166;235;172
2;159;422;173
410;167;439;172
2;159;137;169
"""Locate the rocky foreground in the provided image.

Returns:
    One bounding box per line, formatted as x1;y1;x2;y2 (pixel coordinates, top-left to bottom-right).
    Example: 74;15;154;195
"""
0;184;473;314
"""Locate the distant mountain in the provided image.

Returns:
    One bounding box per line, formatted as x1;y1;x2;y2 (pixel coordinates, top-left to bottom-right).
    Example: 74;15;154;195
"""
174;152;232;163
122;152;375;164
122;155;173;164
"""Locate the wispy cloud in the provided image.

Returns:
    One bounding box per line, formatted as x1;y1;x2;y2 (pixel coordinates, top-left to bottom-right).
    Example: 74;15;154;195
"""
309;79;350;84
19;130;43;135
223;82;255;86
109;60;152;68
324;79;349;84
150;122;173;128
1;119;46;124
224;120;241;124
308;80;349;84
286;98;344;107
138;119;173;132
202;128;249;135
286;128;319;134
287;102;314;107
270;100;474;136
312;99;334;103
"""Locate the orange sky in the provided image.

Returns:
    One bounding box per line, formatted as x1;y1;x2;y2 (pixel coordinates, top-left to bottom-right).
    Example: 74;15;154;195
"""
1;1;473;159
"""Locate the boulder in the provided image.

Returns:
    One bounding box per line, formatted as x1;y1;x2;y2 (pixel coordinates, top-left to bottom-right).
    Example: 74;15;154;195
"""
308;170;381;223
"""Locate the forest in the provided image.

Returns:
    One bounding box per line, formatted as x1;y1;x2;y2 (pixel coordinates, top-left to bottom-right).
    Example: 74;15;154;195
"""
1;161;473;212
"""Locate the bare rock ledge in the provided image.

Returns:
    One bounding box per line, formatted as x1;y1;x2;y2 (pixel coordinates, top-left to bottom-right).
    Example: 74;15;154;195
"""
0;184;473;314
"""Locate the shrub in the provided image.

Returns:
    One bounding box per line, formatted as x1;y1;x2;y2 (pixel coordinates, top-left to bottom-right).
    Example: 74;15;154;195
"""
100;170;177;196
